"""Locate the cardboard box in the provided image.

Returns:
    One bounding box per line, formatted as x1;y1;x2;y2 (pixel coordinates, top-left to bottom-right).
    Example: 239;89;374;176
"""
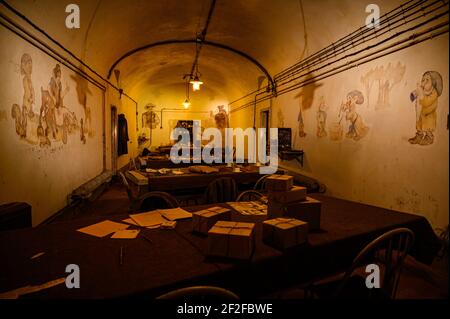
268;197;321;230
207;221;255;259
268;186;307;204
263;218;308;250
192;207;231;235
266;175;294;191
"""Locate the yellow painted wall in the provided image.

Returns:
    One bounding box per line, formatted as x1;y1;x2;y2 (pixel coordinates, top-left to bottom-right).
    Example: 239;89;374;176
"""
231;35;449;231
0;27;105;225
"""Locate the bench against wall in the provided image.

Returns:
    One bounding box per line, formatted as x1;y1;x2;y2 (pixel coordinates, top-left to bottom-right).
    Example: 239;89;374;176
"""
70;171;113;203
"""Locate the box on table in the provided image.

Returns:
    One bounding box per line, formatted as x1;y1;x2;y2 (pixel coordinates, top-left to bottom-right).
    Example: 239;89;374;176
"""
192;206;231;235
263;217;308;250
268;196;321;230
266;175;294;191
207;221;255;260
268;186;307;204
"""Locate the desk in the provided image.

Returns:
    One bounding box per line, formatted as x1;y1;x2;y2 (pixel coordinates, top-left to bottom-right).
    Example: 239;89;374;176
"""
0;195;440;299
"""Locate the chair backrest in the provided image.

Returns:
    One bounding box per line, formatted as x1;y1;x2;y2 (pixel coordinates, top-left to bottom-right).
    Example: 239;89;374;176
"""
236;190;263;202
135;191;180;212
334;228;415;299
253;174;271;191
205;177;237;204
155;286;239;301
118;172;134;201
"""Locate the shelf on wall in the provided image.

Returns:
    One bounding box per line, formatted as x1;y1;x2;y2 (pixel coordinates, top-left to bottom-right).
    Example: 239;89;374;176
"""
279;150;304;167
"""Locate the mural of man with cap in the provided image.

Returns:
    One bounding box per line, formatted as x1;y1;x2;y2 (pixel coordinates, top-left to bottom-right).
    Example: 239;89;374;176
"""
409;71;444;146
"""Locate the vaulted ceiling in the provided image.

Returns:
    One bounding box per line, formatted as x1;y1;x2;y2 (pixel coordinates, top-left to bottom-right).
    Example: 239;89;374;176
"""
5;0;406;106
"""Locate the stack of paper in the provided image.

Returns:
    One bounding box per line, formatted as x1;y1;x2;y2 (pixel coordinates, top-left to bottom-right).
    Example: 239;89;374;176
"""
129;211;167;227
227;201;267;216
77;220;130;238
111;229;140;239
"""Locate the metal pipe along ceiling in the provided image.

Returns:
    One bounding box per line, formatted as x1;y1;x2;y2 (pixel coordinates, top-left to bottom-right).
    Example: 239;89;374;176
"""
230;0;449;112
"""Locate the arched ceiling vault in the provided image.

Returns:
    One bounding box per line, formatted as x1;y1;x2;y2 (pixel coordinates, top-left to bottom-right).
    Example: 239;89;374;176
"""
5;0;408;106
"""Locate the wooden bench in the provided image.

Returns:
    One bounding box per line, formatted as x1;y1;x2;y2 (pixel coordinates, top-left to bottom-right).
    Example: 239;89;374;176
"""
70;171;113;202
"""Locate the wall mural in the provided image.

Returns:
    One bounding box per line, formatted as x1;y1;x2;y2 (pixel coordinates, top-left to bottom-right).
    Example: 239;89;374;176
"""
361;62;406;109
294;75;323;138
142;104;160;130
214;105;229;129
341;90;369;141
10;53;93;147
408;71;443;146
316;96;328;138
329;90;369;142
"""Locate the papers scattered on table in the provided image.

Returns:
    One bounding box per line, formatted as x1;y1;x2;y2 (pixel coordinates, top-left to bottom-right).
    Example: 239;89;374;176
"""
172;170;184;175
145;168;157;173
161;221;177;229
122;218;139;226
0;277;66;299
129;211;167;227
160;207;192;221
111;229;140;239
77;220;129;238
227;201;267;216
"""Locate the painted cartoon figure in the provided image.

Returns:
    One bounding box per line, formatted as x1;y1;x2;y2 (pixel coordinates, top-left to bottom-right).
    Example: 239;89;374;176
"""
408;71;443;145
17;54;36;138
39;88;58;140
340;90;369;141
49;64;69;109
214;105;229;129
316;97;328;138
298;107;307;137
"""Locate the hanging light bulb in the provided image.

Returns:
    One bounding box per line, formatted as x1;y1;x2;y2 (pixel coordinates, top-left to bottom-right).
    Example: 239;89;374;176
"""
183;99;190;109
190;75;203;91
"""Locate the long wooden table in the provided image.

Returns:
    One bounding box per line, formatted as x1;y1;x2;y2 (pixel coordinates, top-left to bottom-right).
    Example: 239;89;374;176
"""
0;195;440;299
146;167;265;192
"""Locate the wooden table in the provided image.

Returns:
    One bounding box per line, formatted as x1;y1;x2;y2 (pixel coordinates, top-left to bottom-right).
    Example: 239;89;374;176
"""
145;166;265;192
0;195;440;299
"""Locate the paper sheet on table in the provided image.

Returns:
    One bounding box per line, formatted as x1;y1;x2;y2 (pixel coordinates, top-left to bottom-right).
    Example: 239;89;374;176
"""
111;229;140;239
122;218;139;226
129;211;167;227
159;207;192;221
77;220;129;238
0;277;65;299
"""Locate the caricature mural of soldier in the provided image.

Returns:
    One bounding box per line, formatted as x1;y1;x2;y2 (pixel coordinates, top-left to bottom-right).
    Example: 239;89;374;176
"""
340;90;369;141
408;71;443;146
18;53;35;138
316;97;328;138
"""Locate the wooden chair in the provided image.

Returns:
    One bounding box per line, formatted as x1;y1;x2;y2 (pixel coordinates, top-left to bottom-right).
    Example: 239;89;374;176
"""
118;172;179;211
253;174;271;191
304;228;415;299
236;190;264;202
204;177;237;204
155;286;239;301
135;191;180;212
